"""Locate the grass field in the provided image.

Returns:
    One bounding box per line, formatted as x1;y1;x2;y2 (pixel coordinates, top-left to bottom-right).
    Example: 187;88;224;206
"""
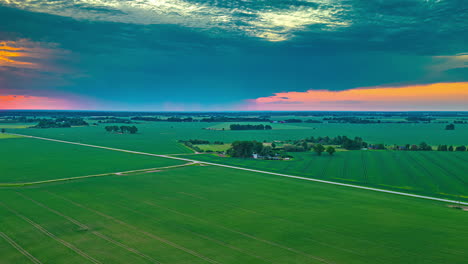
178;151;468;201
0;133;23;139
194;144;231;152
1;164;467;264
0;138;184;184
8;122;468;156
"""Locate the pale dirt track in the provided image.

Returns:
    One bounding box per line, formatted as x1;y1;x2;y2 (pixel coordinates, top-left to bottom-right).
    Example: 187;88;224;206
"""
7;133;468;206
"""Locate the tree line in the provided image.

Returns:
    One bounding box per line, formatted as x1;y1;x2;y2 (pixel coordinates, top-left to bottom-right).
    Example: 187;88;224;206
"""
104;125;138;134
32;118;89;128
230;124;272;130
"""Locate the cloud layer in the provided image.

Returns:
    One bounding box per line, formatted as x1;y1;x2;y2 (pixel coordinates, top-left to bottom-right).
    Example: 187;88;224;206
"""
248;82;468;111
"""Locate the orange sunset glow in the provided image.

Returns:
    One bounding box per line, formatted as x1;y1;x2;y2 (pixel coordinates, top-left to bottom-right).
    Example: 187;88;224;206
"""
0;40;56;69
0;94;76;110
248;82;468;111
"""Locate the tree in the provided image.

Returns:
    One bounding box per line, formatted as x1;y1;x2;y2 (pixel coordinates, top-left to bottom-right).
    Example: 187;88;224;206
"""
271;142;277;149
455;145;467;152
419;142;432;151
445;123;455;130
448;145;454;151
1;128;5;133
227;141;263;158
326;146;336;156
128;126;138;134
313;144;325;156
105;126;113;133
437;145;448;151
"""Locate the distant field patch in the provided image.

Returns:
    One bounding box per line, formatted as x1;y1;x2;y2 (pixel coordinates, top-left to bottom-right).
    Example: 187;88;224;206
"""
193;144;230;152
0;124;30;129
0;137;185;183
178;150;468;201
0;134;22;139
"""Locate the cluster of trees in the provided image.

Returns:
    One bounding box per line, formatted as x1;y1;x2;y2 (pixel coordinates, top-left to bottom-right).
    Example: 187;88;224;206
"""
93;117;133;124
104;125;138;134
283;119;303;123
436;145;467;151
230;124;272;130
0;116;40;123
200;117;270;122
323;117;381;124
227;141;265;158
32;118;89;128
310;144;336;156
406;116;433;122
130;117;194;122
445;124;455;130
303;136;367;150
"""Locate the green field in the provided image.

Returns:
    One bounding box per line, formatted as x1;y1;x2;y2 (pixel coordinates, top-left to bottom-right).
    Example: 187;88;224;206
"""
8;122;468;156
193;144;231;152
179;151;468;201
2;119;467;264
0;133;23;139
0;138;184;184
1;164;467;264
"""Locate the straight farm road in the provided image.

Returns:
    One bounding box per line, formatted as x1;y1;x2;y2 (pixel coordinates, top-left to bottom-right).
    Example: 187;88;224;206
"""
6;133;468;206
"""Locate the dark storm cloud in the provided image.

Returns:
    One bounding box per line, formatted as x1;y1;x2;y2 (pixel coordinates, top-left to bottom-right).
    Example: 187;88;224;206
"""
0;0;466;110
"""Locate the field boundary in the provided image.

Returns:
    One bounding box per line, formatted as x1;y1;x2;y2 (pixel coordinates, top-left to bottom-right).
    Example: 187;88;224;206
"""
7;133;468;206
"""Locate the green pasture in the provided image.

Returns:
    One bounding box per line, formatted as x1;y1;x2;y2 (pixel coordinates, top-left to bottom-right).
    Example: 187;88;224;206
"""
193;144;231;152
0;138;184;184
179;151;468;201
0;124;31;129
0;165;467;264
0;134;23;139
10;122;468;156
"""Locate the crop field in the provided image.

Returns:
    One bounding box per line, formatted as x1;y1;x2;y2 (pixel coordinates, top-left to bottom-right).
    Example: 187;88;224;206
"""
179;151;468;201
0;137;184;184
193;144;231;152
8;121;468;155
1;164;467;264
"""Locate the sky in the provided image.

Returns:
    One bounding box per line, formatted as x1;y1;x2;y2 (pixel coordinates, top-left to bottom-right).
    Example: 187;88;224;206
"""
0;0;467;111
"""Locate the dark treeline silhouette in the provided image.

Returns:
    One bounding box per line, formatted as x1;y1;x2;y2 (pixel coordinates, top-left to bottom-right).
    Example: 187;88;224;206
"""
323;117;381;124
304;136;367;150
445;123;455;130
230;124;272;130
105;125;138;134
32;118;88;128
201;117;271;122
131;117;194;122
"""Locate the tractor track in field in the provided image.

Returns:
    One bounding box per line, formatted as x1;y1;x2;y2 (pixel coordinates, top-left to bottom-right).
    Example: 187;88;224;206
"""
44;191;219;264
360;152;369;184
143;201;334;264
0;202;102;264
419;152;467;186
15;192;161;264
0;232;43;264
7;133;468;206
112;200;279;264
